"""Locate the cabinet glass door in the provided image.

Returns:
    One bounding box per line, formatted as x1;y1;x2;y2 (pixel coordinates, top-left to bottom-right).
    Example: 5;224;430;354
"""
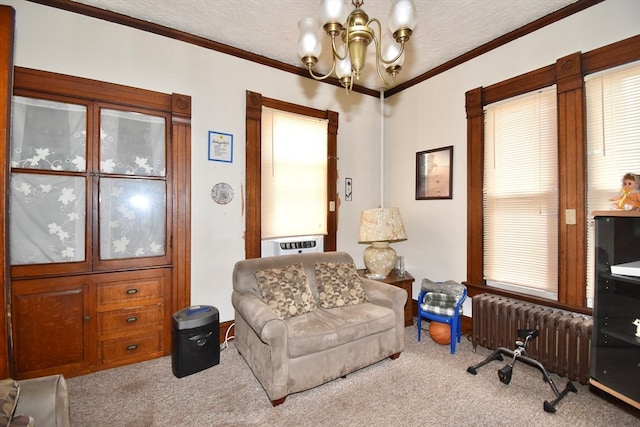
10;96;87;265
98;109;167;261
10;97;170;272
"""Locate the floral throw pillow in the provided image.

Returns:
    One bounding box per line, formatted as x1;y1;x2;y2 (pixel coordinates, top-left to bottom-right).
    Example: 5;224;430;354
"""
314;262;369;309
255;263;317;319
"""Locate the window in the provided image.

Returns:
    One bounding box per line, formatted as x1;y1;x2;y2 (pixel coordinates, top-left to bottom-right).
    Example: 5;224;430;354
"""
244;91;339;259
483;87;559;299
261;108;328;239
585;60;640;306
466;36;640;311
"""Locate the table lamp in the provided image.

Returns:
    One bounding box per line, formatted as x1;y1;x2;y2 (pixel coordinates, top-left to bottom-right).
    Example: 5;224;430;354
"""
358;207;407;278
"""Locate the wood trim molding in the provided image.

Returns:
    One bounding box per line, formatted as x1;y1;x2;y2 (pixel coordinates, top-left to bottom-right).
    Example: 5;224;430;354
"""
26;0;603;99
171;93;192;313
465;88;484;288
385;0;605;97
556;52;586;307
14;66;173;111
245;91;263;260
0;5;15;380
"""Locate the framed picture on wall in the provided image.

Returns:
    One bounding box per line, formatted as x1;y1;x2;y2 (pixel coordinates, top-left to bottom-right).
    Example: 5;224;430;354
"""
208;131;233;163
416;146;453;200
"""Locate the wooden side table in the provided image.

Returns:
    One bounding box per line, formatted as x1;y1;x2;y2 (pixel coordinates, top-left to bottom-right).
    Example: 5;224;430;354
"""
358;269;414;327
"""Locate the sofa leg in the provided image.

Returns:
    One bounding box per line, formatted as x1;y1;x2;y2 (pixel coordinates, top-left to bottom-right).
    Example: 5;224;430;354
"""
389;352;401;360
271;396;286;407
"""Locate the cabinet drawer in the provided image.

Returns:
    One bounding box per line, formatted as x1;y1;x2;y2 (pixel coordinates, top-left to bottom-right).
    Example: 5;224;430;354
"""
98;278;163;307
98;304;163;335
99;332;162;363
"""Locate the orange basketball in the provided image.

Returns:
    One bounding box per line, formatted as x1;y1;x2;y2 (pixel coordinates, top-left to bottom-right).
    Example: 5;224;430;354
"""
429;321;451;345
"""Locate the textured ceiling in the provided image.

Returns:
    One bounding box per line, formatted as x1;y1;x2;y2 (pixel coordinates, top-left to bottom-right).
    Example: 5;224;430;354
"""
70;0;579;92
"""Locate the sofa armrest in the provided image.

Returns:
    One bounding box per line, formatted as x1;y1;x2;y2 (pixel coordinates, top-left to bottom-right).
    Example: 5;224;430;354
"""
231;291;288;343
361;278;407;352
15;375;70;427
361;277;407;310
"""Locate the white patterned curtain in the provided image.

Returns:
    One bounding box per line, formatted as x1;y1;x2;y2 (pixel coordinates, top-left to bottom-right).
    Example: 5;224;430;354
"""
10;174;86;264
10;97;87;265
99;178;166;260
10;97;167;265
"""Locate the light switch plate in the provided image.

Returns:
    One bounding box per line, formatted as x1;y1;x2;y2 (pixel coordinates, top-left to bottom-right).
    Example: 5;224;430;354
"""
565;208;576;225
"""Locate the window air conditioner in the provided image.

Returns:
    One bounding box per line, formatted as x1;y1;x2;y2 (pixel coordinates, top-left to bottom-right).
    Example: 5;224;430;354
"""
261;235;324;257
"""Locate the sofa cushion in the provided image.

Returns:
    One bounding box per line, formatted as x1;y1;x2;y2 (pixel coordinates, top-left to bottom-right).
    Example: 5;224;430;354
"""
285;303;396;358
314;262;369;309
255;262;317;319
0;378;19;426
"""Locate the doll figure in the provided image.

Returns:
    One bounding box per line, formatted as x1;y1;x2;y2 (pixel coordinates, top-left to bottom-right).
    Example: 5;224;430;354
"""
610;172;640;211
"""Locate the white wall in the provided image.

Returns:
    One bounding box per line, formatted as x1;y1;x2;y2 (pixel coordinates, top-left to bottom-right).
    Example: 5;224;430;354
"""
384;0;640;314
2;0;383;321
4;0;640;322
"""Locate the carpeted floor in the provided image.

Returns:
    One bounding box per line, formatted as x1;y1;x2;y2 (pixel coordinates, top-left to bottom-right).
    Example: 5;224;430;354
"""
68;327;639;426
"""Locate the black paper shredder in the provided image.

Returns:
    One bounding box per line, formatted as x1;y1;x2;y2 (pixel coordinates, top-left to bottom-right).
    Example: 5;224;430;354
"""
171;305;219;378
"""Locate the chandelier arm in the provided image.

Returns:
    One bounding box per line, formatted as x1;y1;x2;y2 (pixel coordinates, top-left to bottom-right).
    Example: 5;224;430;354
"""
373;34;393;87
364;17;394;86
308;57;337;81
370;16;406;65
379;41;405;65
330;34;348;61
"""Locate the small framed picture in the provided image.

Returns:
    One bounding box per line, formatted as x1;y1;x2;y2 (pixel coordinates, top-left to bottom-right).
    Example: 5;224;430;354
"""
208;131;233;163
416;146;453;200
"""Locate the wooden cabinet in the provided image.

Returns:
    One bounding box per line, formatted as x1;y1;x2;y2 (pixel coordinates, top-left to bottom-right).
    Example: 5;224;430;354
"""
358;269;414;327
12;276;93;379
11;268;171;379
95;270;170;369
591;211;640;410
5;68;192;380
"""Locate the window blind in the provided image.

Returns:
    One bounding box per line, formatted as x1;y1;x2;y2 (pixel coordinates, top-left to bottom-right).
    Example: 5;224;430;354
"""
585;60;640;306
483;86;558;298
261;108;328;239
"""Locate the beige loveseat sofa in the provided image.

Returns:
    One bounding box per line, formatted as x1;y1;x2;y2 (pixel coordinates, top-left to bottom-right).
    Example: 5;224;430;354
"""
232;251;407;406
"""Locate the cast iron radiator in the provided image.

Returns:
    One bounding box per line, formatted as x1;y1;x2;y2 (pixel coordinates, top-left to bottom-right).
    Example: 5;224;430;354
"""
471;293;593;385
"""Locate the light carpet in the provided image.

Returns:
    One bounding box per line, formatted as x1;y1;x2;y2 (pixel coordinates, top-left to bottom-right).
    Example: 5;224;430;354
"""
68;327;639;426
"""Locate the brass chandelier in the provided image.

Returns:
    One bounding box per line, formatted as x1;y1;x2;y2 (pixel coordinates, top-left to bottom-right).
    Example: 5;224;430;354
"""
298;0;417;94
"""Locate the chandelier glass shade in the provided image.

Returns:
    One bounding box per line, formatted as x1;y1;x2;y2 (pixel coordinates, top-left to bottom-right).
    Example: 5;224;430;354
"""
298;0;417;94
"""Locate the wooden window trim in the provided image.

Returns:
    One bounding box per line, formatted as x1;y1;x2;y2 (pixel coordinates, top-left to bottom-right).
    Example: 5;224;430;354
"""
245;91;338;259
465;35;640;313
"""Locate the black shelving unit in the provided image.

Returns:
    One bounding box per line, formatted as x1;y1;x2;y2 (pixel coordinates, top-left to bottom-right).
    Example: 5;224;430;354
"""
591;211;640;410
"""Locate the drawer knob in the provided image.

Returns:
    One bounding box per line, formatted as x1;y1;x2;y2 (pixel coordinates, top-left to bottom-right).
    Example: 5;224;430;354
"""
126;316;138;323
126;288;139;295
126;344;138;351
83;315;92;321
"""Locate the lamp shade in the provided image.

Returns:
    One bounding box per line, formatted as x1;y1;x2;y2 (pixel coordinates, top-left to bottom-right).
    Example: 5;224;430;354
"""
298;17;322;58
320;0;350;25
388;0;417;33
358;207;407;242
